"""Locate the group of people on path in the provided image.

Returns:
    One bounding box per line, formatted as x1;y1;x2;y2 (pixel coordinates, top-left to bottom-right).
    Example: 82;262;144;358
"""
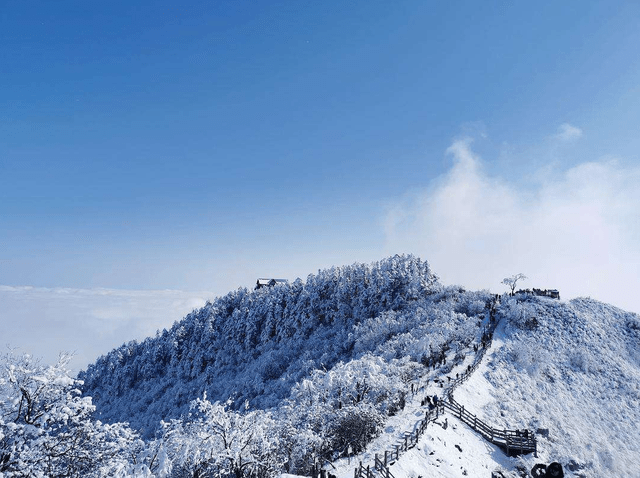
422;394;439;410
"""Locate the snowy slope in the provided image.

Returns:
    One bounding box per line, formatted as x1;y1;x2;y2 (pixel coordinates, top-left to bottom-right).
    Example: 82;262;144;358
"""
325;295;640;478
479;296;640;476
6;257;639;477
329;381;515;478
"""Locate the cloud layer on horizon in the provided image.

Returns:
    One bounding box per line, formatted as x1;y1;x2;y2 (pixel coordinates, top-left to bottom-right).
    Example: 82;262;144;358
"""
383;130;640;314
0;286;210;371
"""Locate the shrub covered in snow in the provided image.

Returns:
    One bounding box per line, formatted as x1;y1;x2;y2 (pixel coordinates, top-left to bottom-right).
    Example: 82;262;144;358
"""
0;352;153;477
482;295;640;476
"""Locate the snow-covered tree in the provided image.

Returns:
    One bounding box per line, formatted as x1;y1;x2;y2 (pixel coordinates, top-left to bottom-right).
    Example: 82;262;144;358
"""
0;351;150;477
80;254;441;435
502;273;527;295
161;395;282;478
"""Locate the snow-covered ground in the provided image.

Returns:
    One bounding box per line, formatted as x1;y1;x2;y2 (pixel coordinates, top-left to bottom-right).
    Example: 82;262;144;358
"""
322;296;640;478
7;262;639;477
330;397;515;478
328;334;517;478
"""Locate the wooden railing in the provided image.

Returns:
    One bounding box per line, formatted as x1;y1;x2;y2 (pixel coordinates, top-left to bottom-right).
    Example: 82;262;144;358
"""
354;462;376;478
354;405;443;478
443;320;496;400
374;454;395;478
443;396;536;456
380;404;444;467
352;295;536;478
441;298;537;457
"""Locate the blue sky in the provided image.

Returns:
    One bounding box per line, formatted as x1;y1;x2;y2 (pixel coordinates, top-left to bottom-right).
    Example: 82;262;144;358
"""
2;1;640;369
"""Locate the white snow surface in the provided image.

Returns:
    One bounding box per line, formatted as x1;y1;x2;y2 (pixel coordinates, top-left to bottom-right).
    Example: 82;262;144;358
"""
328;390;515;478
317;296;640;478
324;349;518;478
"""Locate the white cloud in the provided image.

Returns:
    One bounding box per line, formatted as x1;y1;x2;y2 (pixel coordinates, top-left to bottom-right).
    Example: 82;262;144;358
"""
555;123;583;141
383;138;640;314
0;286;211;371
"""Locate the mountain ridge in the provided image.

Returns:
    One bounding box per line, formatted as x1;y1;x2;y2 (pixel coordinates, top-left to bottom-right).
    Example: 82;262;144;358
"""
80;254;443;435
76;255;640;476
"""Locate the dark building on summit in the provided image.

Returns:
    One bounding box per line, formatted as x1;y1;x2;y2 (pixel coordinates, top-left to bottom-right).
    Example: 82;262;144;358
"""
255;278;288;290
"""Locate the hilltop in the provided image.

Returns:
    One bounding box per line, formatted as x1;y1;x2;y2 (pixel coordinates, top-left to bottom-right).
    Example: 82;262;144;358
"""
80;255;448;434
71;255;640;477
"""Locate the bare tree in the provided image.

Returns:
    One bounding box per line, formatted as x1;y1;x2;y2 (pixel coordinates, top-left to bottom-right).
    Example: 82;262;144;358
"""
502;273;527;296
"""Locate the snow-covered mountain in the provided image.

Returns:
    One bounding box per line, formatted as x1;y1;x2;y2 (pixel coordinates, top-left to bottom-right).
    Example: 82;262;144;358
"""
79;255;446;435
328;292;640;478
4;255;638;477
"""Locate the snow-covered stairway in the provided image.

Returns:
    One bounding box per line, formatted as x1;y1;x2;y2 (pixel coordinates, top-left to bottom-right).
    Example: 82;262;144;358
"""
352;296;505;478
350;295;535;478
353;405;444;478
442;296;537;457
443;396;537;456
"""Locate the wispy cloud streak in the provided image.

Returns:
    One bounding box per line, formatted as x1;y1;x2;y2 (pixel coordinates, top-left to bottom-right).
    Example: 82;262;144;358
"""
555;123;583;141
